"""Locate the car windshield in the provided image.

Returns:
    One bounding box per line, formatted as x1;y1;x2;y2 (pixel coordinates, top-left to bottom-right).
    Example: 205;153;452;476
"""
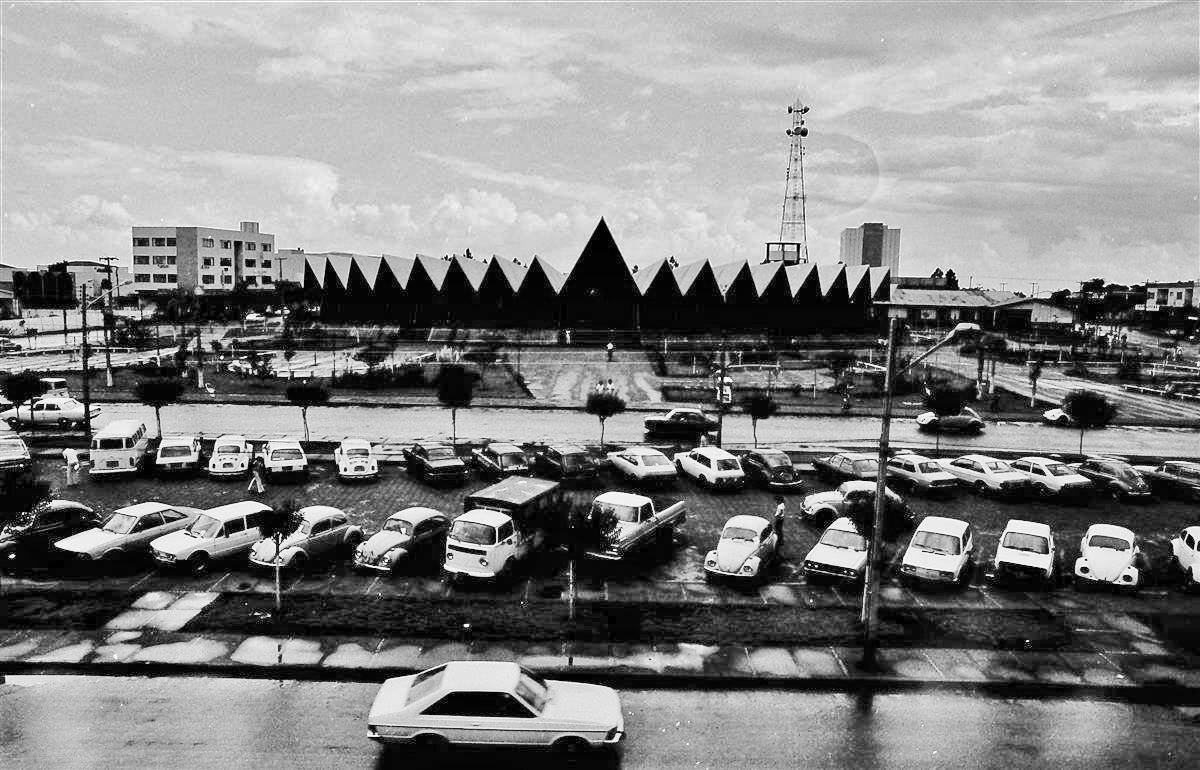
1089;535;1131;551
499;452;526;467
101;513;137;535
561;453;589;469
761;453;791;468
270;449;304;461
384;519;413;535
595;503;639;523
1001;532;1049;554
516;674;548;713
344;447;370;457
406;666;446;705
912;531;961;555
1046;464;1074;477
160;445;193;458
917;462;942;474
715;458;740;472
187;515;222;539
984;461;1012;472
820;528;868;551
722;526;758;542
852;459;879;474
215;444;242;455
642;455;670;467
426;447;455;460
0;438;28;455
450;520;497;545
1113;466;1143;483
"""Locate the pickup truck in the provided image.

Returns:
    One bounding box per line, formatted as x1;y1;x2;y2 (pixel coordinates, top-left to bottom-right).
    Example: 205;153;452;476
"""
583;491;686;563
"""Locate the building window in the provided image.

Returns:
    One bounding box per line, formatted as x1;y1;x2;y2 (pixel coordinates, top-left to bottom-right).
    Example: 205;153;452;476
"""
167;274;177;283
152;238;166;247
222;275;233;285
244;259;256;268
202;257;214;267
133;255;150;265
133;237;150;247
262;243;272;252
262;275;273;284
245;242;256;251
245;276;257;286
201;275;215;285
134;273;151;283
167;255;177;265
219;258;232;267
221;240;232;249
166;237;176;246
202;237;215;248
152;274;168;283
262;259;272;268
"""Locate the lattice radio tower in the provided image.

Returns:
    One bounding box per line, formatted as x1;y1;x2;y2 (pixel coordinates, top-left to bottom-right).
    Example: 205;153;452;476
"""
779;100;811;261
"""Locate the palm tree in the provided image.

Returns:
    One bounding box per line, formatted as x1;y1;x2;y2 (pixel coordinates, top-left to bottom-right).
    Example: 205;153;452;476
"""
134;376;185;437
1;371;48;431
1061;389;1117;458
585;390;626;450
436;364;475;447
256;498;304;615
744;393;778;447
285;381;329;443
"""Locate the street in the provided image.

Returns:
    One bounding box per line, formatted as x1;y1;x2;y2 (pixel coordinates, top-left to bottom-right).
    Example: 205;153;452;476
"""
1;675;1196;769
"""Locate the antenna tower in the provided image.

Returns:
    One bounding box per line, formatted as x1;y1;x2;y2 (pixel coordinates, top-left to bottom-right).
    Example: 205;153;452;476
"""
779;100;811;261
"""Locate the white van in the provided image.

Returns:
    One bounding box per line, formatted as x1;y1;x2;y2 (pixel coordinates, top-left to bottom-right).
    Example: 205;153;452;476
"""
150;500;273;576
88;420;151;477
444;477;562;582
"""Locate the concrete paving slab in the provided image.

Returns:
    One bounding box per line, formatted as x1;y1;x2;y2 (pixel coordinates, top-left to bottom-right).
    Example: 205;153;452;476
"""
1118;657;1200;688
92;642;142;663
131;591;177;610
416;641;473;666
722;646;757;676
169;591;220;612
0;637;43;661
608;645;663;674
371;641;424;670
133;637;231;664
658;643;720;674
979;589;1040;610
760;584;801;606
877;649;944;680
104;610;161;631
231;636;323;666
105;631;143;644
922;648;988;681
1058;652;1129;687
466;644;519;662
790;647;846;677
747;646;801;677
1010;652;1084;685
140;609;204;632
322;641;377;669
964;649;1036;682
28;640;95;663
679;581;721;604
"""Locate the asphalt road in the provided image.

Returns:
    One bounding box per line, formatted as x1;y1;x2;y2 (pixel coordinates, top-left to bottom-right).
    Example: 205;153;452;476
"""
87;402;1200;459
1;675;1196;769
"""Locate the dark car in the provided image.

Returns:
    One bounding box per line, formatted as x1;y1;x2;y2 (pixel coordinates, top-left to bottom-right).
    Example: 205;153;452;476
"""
1141;461;1200;502
0;500;99;568
472;442;531;478
402;442;469;485
915;407;985;435
1074;458;1153;502
643;408;719;438
813;452;879;484
0;434;35;485
533;444;598;482
741;448;805;492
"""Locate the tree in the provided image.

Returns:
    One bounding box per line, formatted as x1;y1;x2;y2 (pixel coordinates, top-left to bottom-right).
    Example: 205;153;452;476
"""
744;393;778;447
844;486;913;544
256;497;304;615
944;269;959;290
285;381;329;443
585;390;626;449
436;364;475;447
1061;389;1117;458
464;331;506;390
1;371;48;430
923;383;971;456
134;376;185;438
353;345;390;372
1028;358;1043;408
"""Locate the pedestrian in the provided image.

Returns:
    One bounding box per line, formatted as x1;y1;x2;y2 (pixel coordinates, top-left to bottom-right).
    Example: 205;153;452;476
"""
606;378;615;393
565;329;572;346
606;341;614;362
247;457;266;496
773;495;786;547
62;447;81;487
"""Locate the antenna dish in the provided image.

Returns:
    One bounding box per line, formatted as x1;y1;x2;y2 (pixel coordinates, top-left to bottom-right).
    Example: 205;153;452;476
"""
800;105;810;114
799;127;808;137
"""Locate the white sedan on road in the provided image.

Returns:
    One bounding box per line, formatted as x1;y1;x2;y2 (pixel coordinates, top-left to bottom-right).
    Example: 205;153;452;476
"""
1;397;99;429
673;446;745;490
990;519;1057;587
939;454;1032;497
1009;456;1093;500
1075;524;1141;590
367;661;624;752
608;446;677;485
54;502;201;566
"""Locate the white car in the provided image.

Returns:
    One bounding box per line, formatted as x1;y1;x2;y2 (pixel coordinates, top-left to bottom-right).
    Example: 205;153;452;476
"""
262;440;309;480
800;481;913;529
1074;524;1141;590
1042;407;1075;427
207;434;255;478
249;505;363;570
899;516;975;587
607;446;677;485
335;439;379;481
1;396;99;429
155;436;203;474
990;519;1057;586
353;507;449;573
939;454;1032;497
1169;526;1200;590
801;517;868;583
1009;456;1093;499
704;515;777;582
151;501;273;576
54;502;201;566
673;446;745;490
884;453;959;495
367;661;624;752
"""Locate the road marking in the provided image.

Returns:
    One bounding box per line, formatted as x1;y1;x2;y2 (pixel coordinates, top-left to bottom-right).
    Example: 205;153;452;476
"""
743;645;757;676
363;576;380;596
206;572;231;592
922;650;946;680
128;572;154;592
830;585;845;605
603;581;609;602
830;647;850;677
979;589;1003;609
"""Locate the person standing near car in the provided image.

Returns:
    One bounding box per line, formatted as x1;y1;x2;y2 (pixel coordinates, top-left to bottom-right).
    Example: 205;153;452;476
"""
773;495;786;547
62;447;81;487
247;457;266;496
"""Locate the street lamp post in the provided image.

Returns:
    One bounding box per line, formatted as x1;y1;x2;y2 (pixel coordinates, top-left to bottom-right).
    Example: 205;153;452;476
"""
859;319;981;669
193;286;205;388
79;286;93;440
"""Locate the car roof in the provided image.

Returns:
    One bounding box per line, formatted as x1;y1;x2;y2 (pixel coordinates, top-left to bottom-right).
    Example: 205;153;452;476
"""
752;447;788;456
389;506;445;524
916;516;969;536
893;453;933;463
438;661;521;693
1003;519;1051;537
667;408;704;415
838;480;878;494
340;439;372;448
298;505;345;523
691;446;735;460
1018;456;1062;465
214;434;248;442
1182;526;1200;538
266;440;303;449
548;444;586;454
487;442;523;453
116;501;178;516
1085;523;1136;541
205;501;273;521
835;452;877;461
159;435;197;445
827;516;862;533
596;491;651;507
94;420;146;438
1163;460;1200;470
725;514;769;530
459;508;516;527
957;454;1000;463
622;446;666;457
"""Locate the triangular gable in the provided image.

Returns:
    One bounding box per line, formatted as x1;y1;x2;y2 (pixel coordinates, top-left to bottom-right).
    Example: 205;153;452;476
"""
844;265;870;298
560;218;637;299
531;255;567;294
494;258;527;292
672;260;707;295
381;254;414;289
750;262;782;296
784;263;816;298
868;267;891;299
416;254;450;290
816;264;843;298
325;254;354;290
305;255;328;289
353;255;382;289
711;261;744;295
453;256;489;292
634;258;669;295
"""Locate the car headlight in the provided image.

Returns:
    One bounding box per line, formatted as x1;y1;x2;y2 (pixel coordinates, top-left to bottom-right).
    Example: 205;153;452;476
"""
479;557;488;567
741;564;753;573
900;563;915;573
446;552;453;560
1079;565;1090;574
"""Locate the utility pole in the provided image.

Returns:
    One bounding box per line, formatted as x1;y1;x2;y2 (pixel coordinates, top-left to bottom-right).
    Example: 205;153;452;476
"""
79;286;93;440
714;344;730;446
100;256;118;387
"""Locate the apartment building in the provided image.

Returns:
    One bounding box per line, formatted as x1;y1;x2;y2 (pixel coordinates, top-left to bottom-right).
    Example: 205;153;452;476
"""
840;223;901;275
130;221;275;294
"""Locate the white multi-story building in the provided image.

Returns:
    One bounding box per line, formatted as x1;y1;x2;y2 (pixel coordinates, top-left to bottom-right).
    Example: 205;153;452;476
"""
130;221;275;294
840;223;901;275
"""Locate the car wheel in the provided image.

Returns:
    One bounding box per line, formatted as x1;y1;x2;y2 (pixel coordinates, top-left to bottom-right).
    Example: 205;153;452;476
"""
552;737;591;755
973;481;988;496
187;553;211;578
345;531;364;554
699;475;709;488
413;734;450;753
958;560;974;587
1109;485;1125;502
1037;484;1055;499
57;417;71;428
101;549;125;573
1057;416;1070;427
289;553;307;573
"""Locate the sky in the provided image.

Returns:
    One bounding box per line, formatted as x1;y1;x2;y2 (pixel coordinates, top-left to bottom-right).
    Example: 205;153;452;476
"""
1;1;1197;291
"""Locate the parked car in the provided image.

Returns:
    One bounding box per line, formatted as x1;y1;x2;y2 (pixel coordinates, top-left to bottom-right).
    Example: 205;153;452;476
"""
800;480;913;529
583;491;687;563
532;444;598;483
1042;407;1075;427
88;420;152;478
643;407;718;438
1073;457;1153;502
801;517;869;583
151;501;273;576
899;516;975;587
249;505;363;571
1139;460;1200;502
1169;526;1200;591
403;442;469;485
354;507;450;573
0;433;35;485
54;502;202;567
812;452;878;483
939;454;1032;497
444;477;563;582
334;439;379;481
207;434;255;479
740;448;805;492
915;407;985;435
885;453;958;495
607;446;677;486
0;500;99;567
1009;456;1093;500
1;396;99;429
262;440;309;481
672;446;745;490
704;514;778;583
155;435;203;474
989;519;1057;587
1074;524;1141;590
366;661;624;752
472;442;531;478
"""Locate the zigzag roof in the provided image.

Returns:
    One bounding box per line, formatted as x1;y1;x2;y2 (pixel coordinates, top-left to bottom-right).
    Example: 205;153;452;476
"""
305;254;328;288
415;254;450;290
453;256;489;292
784;263;817;298
711;261;744;294
671;260;707;295
844;265;870;298
634;258;670;295
529;255;566;293
749;261;782;296
492;258;528;292
868;266;892;299
381;254;415;288
816;264;844;297
353;255;382;287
